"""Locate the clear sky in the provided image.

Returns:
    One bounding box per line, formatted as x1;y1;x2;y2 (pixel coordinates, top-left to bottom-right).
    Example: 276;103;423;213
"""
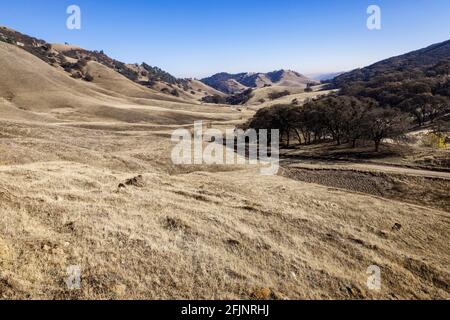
1;0;450;78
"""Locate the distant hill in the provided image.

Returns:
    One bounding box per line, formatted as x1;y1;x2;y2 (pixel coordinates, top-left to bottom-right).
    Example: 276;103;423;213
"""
323;39;450;128
201;70;318;94
201;74;248;94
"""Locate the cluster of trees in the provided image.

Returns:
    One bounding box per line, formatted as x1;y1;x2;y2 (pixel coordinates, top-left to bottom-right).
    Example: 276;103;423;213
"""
268;90;290;100
0;27;56;64
60;57;94;82
201;94;227;104
246;50;450;151
338;75;450;127
64;49;140;82
247;96;411;152
141;63;179;85
61;57;89;72
202;89;254;105
62;49;182;87
160;87;180;97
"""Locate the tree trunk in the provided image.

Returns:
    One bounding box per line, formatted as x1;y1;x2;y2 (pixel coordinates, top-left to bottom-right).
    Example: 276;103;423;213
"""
352;139;357;148
294;129;302;144
374;140;380;152
285;130;290;147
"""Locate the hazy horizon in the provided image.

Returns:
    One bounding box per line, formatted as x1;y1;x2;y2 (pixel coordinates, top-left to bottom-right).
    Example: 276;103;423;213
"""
1;0;450;78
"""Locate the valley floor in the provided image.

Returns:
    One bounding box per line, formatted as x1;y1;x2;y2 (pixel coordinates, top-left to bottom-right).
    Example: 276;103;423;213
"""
0;115;449;299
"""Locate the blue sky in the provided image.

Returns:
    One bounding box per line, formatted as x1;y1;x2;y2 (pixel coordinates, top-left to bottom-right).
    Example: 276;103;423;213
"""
1;0;450;78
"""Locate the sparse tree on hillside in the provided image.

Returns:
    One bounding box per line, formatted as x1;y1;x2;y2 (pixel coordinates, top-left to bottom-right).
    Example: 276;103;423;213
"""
304;84;313;93
364;108;410;152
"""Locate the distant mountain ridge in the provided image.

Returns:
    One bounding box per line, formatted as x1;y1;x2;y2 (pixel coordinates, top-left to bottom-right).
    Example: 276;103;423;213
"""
201;70;318;94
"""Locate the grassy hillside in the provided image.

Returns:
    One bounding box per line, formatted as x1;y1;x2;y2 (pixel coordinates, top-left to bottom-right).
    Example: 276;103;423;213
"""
0;26;221;102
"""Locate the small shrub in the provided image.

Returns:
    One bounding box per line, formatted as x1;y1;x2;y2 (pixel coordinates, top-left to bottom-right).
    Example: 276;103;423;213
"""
77;58;88;68
164;217;189;231
83;74;94;82
61;62;74;72
71;71;83;79
170;89;180;97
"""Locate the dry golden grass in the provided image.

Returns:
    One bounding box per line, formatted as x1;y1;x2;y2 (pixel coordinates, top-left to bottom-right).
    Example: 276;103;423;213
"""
85;61;185;102
0;40;449;300
0;118;449;299
246;86;337;110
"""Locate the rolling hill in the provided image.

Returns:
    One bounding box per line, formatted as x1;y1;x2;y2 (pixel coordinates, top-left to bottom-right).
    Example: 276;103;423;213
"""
201;70;318;94
0;40;239;125
0;26;221;103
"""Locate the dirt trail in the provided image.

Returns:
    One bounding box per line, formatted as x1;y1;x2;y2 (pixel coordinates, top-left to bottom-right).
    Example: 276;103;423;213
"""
283;161;450;180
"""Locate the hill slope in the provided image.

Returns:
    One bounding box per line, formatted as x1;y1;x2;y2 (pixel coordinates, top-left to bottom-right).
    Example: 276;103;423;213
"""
0;41;238;125
331;39;450;87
